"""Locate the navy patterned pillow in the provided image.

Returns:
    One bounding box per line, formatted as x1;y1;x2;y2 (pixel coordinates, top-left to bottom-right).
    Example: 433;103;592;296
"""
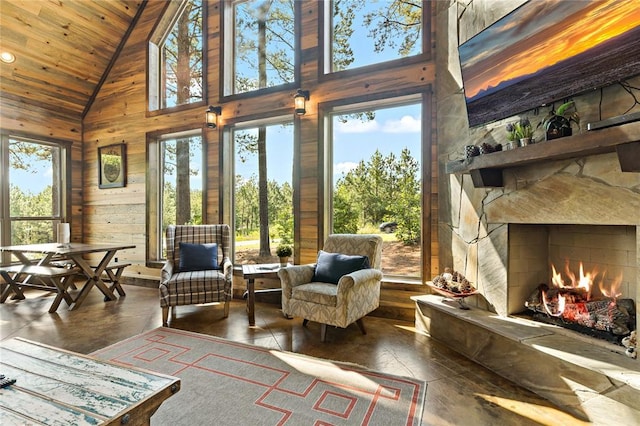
312;250;370;284
179;242;218;272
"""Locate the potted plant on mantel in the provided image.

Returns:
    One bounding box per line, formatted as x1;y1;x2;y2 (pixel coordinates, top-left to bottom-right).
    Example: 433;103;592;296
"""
276;244;292;266
539;101;580;140
506;117;534;147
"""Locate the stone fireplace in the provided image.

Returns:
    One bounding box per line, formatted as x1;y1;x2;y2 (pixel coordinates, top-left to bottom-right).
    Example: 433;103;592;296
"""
446;147;640;334
430;1;640;421
426;106;640;425
433;0;640;345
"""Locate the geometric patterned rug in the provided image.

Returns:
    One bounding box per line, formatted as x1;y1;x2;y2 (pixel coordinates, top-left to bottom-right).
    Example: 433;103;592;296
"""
91;327;426;425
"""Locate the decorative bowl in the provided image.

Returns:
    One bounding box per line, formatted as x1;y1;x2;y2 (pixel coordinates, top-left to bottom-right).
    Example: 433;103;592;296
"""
427;282;478;309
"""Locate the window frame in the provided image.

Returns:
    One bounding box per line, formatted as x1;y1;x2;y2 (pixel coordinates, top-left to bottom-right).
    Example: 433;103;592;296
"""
147;0;208;116
221;0;301;99
320;91;429;281
146;127;207;267
319;0;432;79
221;114;297;263
0;132;71;262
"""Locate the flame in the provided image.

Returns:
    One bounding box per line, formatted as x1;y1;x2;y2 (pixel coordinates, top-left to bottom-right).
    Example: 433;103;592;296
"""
551;264;564;287
543;260;624;316
560;261;596;292
599;271;624;299
551;261;597;295
577;262;596;292
542;290;565;317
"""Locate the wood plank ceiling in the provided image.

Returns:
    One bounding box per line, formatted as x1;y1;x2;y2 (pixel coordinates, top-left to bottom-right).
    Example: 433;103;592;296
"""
0;0;143;119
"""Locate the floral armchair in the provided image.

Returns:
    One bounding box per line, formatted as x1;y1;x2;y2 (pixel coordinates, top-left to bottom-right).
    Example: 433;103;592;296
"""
278;234;383;342
160;224;232;326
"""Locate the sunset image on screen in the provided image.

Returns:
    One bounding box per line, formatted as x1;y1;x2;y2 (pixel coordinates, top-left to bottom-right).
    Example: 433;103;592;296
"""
460;0;640;100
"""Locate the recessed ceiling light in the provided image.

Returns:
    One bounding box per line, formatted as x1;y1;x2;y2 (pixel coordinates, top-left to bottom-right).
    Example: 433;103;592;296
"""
1;51;16;63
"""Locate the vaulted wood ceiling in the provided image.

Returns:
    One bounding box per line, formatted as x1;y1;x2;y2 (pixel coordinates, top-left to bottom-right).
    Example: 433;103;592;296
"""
0;0;143;119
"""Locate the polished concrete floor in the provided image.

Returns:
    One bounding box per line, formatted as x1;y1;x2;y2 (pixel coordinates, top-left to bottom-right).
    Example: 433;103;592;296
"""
0;285;590;425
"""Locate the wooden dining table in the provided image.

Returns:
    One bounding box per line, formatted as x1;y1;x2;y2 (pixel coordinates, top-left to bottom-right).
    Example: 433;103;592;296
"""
0;242;135;311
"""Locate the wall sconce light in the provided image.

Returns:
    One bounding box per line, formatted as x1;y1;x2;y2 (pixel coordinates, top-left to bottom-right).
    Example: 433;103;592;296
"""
206;105;222;128
294;89;310;116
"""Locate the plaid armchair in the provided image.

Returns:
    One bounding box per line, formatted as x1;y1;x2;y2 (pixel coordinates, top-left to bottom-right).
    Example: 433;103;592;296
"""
278;234;383;341
160;224;233;326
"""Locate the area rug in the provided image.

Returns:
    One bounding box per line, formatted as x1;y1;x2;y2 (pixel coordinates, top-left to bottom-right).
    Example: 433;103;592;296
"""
91;327;426;425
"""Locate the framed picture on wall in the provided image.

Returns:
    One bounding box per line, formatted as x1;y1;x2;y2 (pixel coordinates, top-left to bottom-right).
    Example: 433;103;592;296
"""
98;144;126;189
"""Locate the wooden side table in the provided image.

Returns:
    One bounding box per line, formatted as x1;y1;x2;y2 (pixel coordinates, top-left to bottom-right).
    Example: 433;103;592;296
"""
241;263;287;326
0;337;180;425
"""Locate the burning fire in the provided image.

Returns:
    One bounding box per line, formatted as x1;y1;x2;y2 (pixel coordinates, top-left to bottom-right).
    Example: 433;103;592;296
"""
600;271;624;299
543;260;623;317
526;259;633;340
551;261;598;291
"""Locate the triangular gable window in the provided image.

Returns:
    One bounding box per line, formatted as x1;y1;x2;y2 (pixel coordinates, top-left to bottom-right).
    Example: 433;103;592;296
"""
149;0;204;111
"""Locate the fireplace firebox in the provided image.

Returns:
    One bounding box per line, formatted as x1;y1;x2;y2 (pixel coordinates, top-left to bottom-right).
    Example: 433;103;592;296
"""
508;224;637;349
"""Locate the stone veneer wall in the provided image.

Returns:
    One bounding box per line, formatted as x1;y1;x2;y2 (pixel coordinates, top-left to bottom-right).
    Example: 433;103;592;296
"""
434;1;640;325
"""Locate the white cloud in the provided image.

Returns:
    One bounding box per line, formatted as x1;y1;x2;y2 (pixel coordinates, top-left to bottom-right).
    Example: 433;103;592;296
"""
336;119;380;133
336;114;421;134
334;161;358;176
382;115;421;133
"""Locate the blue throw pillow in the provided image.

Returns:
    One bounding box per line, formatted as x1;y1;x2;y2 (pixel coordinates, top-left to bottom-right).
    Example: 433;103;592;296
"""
178;242;218;272
312;250;370;284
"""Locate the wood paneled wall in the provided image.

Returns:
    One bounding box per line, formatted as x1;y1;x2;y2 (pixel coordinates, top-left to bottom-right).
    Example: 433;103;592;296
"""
1;1;438;316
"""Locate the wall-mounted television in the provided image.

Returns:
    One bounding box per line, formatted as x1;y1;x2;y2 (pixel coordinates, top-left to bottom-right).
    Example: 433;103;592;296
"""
459;0;640;128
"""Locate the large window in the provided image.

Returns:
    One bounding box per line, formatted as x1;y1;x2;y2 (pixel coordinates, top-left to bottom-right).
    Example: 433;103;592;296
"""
328;100;422;278
327;0;423;73
228;0;295;95
149;0;204;111
0;135;67;251
147;129;204;262
231;120;294;263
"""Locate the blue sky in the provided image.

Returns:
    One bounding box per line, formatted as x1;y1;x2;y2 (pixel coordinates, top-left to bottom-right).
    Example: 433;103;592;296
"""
10;160;53;194
332;104;422;181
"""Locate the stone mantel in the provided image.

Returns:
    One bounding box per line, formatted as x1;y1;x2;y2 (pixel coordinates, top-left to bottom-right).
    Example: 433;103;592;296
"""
446;121;640;187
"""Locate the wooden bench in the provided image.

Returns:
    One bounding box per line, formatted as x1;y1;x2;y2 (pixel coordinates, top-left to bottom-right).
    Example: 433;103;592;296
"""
56;262;130;297
0;264;80;313
92;263;131;298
